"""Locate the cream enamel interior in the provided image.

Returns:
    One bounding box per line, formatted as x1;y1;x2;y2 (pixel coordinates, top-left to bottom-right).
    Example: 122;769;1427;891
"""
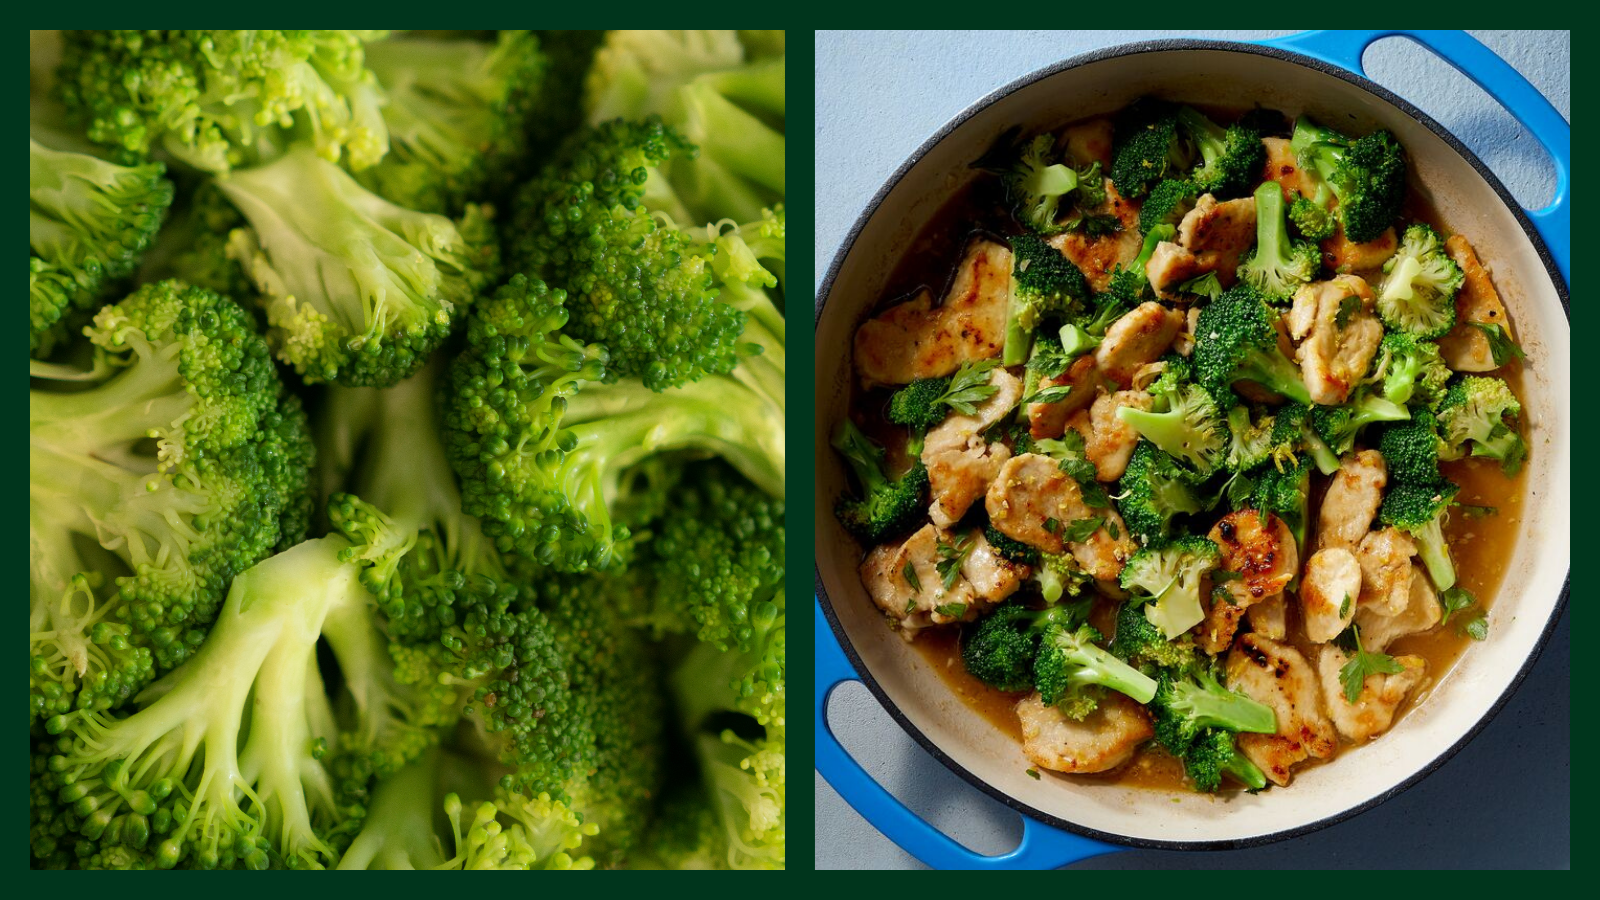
814;46;1570;845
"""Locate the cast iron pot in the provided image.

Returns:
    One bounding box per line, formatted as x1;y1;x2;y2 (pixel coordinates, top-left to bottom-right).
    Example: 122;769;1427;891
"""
814;31;1569;868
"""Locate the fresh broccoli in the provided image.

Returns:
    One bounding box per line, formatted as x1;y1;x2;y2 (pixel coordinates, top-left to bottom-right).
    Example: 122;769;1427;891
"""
1110;599;1200;671
1095;223;1175;324
1003;233;1091;364
1138;178;1197;234
1175;726;1268;792
888;377;952;435
134;182;253;301
1377;224;1463;339
1236;180;1319;303
1370;331;1451;407
1307;389;1412;456
1118;382;1226;475
1379;479;1460;591
1175;105;1265;199
1290;116;1407;244
1110;98;1189;199
29;139;174;356
961;602;1078;691
216;145;500;387
57;30;390;174
1375;409;1445;484
1118;536;1223;639
30;281;313;721
972;133;1087;233
985;525;1040;565
1288;193;1336;241
1034;623;1160;717
1223;403;1290;472
1248;455;1314;552
1436;376;1526;475
829;420;926;544
1191;284;1312;403
1116;440;1207;544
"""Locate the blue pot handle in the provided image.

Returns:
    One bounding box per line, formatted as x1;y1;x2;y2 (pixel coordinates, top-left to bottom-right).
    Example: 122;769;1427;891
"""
815;602;1118;869
1261;30;1569;284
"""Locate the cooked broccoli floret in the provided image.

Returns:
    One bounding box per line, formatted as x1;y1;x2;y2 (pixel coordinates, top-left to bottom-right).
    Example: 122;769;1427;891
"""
1032;551;1092;604
1377;224;1463;339
1138;178;1198;234
888;376;952;434
1095;223;1175;325
1119;382;1226;475
1175;105;1265;199
1034;623;1159;718
829;420;927;545
1307;389;1412;456
1110;99;1189;199
1248;455;1314;552
1236;181;1319;304
961;602;1077;691
1288;193;1337;241
1370;331;1452;407
1110;600;1200;671
985;525;1040;565
976;133;1087;234
1119;536;1223;639
1116;441;1206;544
1191;284;1312;403
1378;479;1460;591
1375;409;1445;484
1003;234;1091;364
1223;403;1293;472
1177;726;1268;792
1151;664;1276;747
1436;376;1526;475
1290;116;1407;244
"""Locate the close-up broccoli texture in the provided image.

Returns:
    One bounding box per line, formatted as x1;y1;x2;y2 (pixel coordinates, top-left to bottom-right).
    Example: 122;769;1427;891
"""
30;28;785;871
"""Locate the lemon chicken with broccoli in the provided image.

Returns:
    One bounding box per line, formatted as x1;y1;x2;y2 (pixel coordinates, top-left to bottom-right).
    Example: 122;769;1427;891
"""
832;99;1530;793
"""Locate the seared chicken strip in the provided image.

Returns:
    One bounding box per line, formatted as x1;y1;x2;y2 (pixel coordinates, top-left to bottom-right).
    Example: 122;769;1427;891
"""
1227;634;1337;787
853;240;1011;387
1437;234;1516;372
1260;136;1316;200
1048;180;1142;292
1199;511;1297;654
1300;547;1362;642
1316;646;1428;742
1062;118;1115;170
1078;389;1151;482
922;368;1022;527
1321;225;1397;274
985;453;1136;581
1027;354;1098;440
1094;302;1184;389
1016;691;1153;774
1248;593;1288;641
961;528;1032;603
860;524;980;638
1315;450;1387;553
1356;527;1417;616
1357;563;1442;652
1287;275;1384;405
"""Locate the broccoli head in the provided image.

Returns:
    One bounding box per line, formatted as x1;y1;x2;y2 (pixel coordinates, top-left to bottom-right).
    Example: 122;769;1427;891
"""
961;602;1076;691
1436;375;1526;475
829;420;928;545
1034;623;1160;718
1236;181;1319;304
1307;389;1412;456
1118;382;1226;475
1110;99;1189;199
1248;455;1314;553
1177;727;1268;792
1375;408;1446;484
1175;105;1265;199
1379;479;1460;591
1138;178;1198;234
1109;599;1200;671
1191;284;1312;404
1003;233;1091;364
1288;193;1336;241
888;377;952;433
1096;223;1175;322
1116;440;1206;544
1291;116;1407;244
1371;331;1451;408
1377;224;1463;339
1118;536;1223;639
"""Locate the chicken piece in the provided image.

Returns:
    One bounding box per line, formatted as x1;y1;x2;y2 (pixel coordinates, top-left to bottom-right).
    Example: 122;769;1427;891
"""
1179;193;1258;257
1357;563;1442;652
961;528;1031;603
1315;646;1428;742
1287;275;1383;405
1084;389;1150;481
1145;241;1213;302
1172;306;1202;356
1321;225;1397;274
859;525;980;638
1227;634;1337;787
1356;527;1416;616
853;240;1011;387
1048;180;1142;292
1261;136;1316;201
1199;511;1297;654
984;453;1092;554
1315;450;1386;553
1437;234;1516;372
1248;593;1288;641
1063;118;1115;170
1067;505;1137;584
1094;302;1183;388
921;368;1022;527
1027;354;1098;440
1300;547;1362;642
1016;691;1153;775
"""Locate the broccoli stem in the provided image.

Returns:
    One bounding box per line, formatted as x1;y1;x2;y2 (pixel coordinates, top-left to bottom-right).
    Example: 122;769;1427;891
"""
1222;751;1267;791
1413;515;1456;591
1302;426;1340;475
1003;273;1036;366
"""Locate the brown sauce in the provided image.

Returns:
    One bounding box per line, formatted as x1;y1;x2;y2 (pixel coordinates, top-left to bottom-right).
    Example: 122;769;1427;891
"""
864;108;1530;792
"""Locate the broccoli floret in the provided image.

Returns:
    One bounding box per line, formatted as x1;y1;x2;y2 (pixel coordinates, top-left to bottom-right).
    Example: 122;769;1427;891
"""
1177;727;1268;792
1370;331;1451;407
1032;551;1092;604
1379;479;1460;591
1116;441;1206;544
1290;116;1407;244
1307;389;1412;456
828;420;926;545
976;133;1087;233
1118;382;1226;475
1288;193;1336;241
1236;180;1319;303
1003;233;1091;364
1110;99;1189;199
1377;224;1463;339
1223;403;1289;472
1110;599;1200;671
1138;178;1198;234
1034;623;1159;717
1191;284;1312;403
1375;408;1445;484
29;139;174;355
57;30;390;174
30;281;313;721
1118;536;1223;639
1095;223;1175;324
1248;455;1314;552
985;525;1040;565
961;603;1077;691
1151;665;1276;749
888;377;951;434
1436;376;1526;475
217;145;499;387
1175;105;1265;199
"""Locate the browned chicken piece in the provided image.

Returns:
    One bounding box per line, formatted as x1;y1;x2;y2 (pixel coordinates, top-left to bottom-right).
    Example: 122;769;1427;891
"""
1300;547;1362;642
1248;593;1288;641
1048;180;1143;292
1198;511;1297;654
1027;354;1098;440
1315;645;1428;742
1083;389;1151;481
1172;306;1202;356
1260;136;1316;201
921;368;1022;527
1016;691;1153;774
1067;505;1138;584
1357;563;1442;652
1227;634;1337;787
1437;234;1516;372
1356;527;1417;615
961;528;1032;603
1321;224;1397;274
859;525;980;638
985;453;1090;554
1286;275;1383;405
1063;118;1115;170
1315;450;1386;553
1145;241;1214;301
1094;302;1184;388
1179;193;1258;257
853;240;1011;387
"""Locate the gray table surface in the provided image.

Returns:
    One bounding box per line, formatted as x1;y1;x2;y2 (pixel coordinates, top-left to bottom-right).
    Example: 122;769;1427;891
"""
814;30;1569;870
